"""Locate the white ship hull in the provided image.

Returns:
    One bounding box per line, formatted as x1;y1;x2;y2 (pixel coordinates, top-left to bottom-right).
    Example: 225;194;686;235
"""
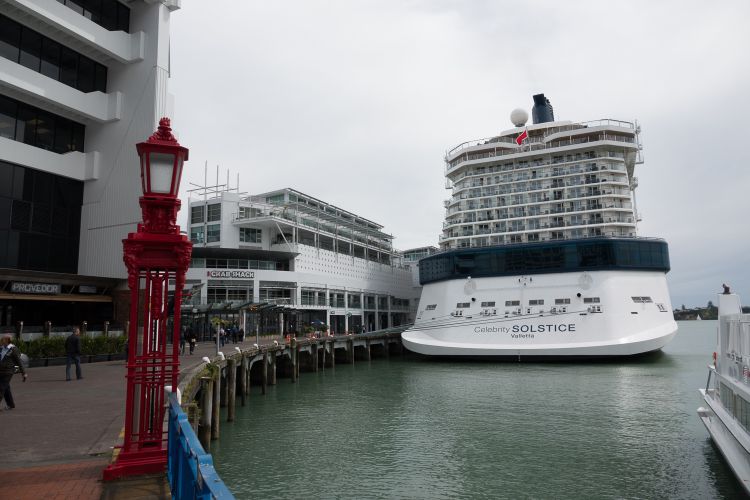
699;389;750;494
402;269;677;358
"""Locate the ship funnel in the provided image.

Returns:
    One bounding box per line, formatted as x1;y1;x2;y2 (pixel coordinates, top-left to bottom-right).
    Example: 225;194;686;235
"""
531;93;554;124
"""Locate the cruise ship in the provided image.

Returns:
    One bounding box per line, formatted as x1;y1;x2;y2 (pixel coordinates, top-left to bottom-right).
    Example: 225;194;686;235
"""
401;94;677;358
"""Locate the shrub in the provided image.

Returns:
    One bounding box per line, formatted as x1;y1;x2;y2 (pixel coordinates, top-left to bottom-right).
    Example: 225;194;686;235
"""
21;335;128;359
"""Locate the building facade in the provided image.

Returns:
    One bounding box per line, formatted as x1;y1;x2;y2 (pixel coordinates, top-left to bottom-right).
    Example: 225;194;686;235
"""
184;188;416;336
0;0;180;331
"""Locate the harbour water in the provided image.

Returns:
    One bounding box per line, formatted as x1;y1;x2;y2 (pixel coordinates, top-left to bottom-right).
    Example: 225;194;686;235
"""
211;321;746;499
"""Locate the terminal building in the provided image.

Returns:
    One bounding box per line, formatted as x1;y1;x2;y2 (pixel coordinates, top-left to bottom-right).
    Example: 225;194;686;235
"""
0;0;180;332
184;188;419;337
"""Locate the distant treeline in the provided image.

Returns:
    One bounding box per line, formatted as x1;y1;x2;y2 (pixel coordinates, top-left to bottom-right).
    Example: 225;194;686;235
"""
674;303;750;321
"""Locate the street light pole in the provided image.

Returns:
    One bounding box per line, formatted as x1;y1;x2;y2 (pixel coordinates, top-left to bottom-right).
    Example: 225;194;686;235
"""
103;118;191;481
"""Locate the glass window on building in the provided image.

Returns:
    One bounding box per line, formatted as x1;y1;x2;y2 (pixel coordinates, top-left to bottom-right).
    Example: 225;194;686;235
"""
240;227;261;243
190;205;204;224
207;287;226;303
301;290;316;306
206;224;220;243
206;204;221;222
190;227;204;244
227;289;248;301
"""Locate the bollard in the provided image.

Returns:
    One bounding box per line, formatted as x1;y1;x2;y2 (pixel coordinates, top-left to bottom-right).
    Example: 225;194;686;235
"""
227;358;236;422
261;351;268;395
290;338;297;383
199;377;213;450
239;357;247;406
211;369;221;440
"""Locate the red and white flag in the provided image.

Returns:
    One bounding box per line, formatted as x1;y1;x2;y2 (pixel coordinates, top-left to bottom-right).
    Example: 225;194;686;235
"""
515;129;528;145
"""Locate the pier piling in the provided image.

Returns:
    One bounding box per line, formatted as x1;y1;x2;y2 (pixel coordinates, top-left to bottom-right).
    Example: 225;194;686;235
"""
220;368;227;408
227;358;236;422
270;352;277;385
199;377;213;451
261;351;268;395
211;369;221;441
347;339;354;364
366;339;371;362
291;338;297;383
239;357;247;406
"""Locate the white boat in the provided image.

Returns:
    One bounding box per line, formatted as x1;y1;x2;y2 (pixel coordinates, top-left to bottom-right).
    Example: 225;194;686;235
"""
401;94;677;358
698;292;750;493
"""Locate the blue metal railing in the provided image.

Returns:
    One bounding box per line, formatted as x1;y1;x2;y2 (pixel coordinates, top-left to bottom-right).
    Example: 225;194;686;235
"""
167;393;234;499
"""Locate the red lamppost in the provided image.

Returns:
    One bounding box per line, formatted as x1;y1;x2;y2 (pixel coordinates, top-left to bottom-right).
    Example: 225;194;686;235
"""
103;118;192;480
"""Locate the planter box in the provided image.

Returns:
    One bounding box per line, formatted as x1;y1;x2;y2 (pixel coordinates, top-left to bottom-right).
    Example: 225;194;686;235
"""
109;353;127;361
28;358;47;368
46;357;68;366
89;354;110;363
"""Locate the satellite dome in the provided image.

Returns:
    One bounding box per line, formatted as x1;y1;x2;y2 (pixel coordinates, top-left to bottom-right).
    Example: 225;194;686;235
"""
510;108;529;127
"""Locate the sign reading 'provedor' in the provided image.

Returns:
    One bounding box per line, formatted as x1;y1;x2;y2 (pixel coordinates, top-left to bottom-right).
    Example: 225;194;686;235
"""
11;282;61;294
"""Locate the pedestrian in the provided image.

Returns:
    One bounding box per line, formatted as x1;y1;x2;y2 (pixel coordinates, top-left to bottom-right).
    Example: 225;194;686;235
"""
239;327;245;343
0;334;27;410
189;328;196;355
219;326;225;347
179;325;186;355
65;327;83;381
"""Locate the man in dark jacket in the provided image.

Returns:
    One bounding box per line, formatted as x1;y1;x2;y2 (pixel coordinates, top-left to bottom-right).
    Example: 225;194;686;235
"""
65;327;82;381
0;334;26;409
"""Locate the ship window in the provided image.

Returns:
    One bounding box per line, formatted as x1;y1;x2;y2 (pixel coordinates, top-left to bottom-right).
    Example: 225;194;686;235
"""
505;300;520;306
456;302;471;308
529;299;544;305
555;298;571;305
631;296;653;303
481;301;495;307
656;303;667;312
583;297;600;304
425;304;437;310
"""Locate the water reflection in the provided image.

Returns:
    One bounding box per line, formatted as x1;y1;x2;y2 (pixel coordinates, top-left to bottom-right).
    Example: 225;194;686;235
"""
210;321;742;499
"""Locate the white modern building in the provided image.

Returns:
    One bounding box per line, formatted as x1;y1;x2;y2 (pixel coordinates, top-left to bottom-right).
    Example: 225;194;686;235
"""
184;188;416;336
0;0;180;330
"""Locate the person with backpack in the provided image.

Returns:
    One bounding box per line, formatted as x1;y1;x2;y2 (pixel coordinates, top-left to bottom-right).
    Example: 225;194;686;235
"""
0;334;27;409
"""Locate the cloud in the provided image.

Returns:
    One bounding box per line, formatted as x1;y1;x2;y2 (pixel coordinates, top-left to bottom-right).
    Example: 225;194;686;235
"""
171;0;750;308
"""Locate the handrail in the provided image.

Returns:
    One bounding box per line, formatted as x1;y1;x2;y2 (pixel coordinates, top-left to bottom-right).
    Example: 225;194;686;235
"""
167;393;234;499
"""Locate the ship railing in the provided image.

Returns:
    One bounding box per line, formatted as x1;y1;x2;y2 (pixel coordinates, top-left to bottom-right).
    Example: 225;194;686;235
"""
447;133;637;171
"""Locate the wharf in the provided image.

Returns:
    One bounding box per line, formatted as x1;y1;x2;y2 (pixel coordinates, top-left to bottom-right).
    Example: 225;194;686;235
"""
2;328;408;499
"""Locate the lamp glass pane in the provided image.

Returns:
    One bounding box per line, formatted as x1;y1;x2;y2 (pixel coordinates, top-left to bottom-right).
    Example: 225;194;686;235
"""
149;152;175;194
174;156;184;195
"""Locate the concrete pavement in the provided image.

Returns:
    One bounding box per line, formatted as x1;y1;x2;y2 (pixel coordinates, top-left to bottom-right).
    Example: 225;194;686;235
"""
1;338;261;499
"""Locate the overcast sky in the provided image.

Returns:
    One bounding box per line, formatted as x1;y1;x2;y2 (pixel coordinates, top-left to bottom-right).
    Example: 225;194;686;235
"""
170;0;750;309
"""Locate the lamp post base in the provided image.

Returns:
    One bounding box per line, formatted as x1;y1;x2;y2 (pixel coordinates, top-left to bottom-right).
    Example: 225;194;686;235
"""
102;448;167;481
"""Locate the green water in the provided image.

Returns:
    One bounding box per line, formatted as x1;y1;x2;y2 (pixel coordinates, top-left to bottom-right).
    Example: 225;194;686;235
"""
211;321;746;499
